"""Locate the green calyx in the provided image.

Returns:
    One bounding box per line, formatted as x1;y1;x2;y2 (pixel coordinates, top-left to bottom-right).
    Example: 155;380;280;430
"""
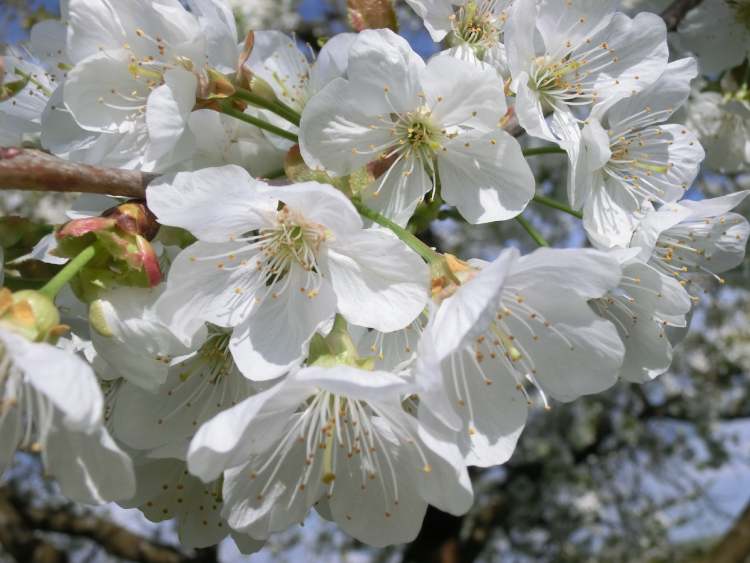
308;316;375;371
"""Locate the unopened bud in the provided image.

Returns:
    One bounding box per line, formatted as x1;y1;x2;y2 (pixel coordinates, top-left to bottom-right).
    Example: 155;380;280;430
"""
247;74;280;105
0;288;65;342
55;202;163;300
102;200;160;241
431;254;474;302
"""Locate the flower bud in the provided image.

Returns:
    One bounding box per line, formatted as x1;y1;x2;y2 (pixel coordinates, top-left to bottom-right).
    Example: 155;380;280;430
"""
0;288;66;343
247;74;280;105
431;254;475;302
101;200;160;241
55;201;163;301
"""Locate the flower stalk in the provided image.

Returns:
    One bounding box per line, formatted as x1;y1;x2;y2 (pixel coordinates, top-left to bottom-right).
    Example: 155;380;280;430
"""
218;100;299;143
39;244;98;299
532;193;583;219
352;200;439;263
233;87;302;126
516;215;550;247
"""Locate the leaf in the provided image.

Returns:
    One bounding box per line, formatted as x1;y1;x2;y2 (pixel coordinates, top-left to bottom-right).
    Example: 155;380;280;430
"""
346;0;399;32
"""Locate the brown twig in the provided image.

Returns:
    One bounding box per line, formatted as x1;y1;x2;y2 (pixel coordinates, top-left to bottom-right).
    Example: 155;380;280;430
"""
0;488;69;563
702;501;750;563
660;0;704;31
2;487;216;563
0;148;151;199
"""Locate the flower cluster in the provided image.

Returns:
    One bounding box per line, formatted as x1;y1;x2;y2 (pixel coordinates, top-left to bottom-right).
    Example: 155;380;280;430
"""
1;0;748;553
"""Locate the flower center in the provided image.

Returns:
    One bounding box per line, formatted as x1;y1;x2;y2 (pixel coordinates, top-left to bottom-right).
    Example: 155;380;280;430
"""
179;329;235;383
247;389;431;518
449;0;504;50
259;208;326;276
155;328;250;432
395;108;443;162
529;35;622;108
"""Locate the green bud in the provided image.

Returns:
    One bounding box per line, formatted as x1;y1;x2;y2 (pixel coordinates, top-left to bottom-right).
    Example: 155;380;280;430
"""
88;300;114;337
0;288;64;342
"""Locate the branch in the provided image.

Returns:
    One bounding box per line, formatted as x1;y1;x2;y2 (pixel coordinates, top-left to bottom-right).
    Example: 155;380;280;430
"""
702;500;750;563
0;148;150;199
3;487;215;563
0;488;69;563
660;0;703;31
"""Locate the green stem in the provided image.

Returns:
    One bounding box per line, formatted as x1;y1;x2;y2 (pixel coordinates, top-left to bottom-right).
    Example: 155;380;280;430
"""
523;146;566;157
532;193;583;219
219;101;299;143
233;87;301;126
39;244;97;299
352;200;439;263
516;215;549;247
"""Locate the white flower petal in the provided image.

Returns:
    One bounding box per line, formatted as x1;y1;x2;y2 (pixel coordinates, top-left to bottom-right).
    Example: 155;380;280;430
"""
324;228;429;332
145;68;198;163
147;166;277;242
439;131;535;224
229;267;337;381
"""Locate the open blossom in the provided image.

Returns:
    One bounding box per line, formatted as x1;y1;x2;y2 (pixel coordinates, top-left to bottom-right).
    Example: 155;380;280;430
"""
300;29;535;226
121;455;264;552
685;90;750;174
112;327;256;451
674;0;750;75
187;364;473;547
589;249;692;383
565;59;705;248
506;0;668;144
403;0;513;70
244;32;356;143
0;323;134;504
148;165;429;380
417;248;625;467
3;0;750;551
62;0;238;172
631;192;750;294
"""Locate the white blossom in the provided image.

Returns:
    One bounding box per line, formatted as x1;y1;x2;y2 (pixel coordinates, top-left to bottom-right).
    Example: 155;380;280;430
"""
404;0;513;71
685;91;750;174
674;0;750;75
632;191;750;294
300;29;535;226
506;0;669;144
187;364;473;547
589;249;692;383
0;327;135;504
417;248;626;467
147;166;429;380
565;58;705;248
62;0;238;172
